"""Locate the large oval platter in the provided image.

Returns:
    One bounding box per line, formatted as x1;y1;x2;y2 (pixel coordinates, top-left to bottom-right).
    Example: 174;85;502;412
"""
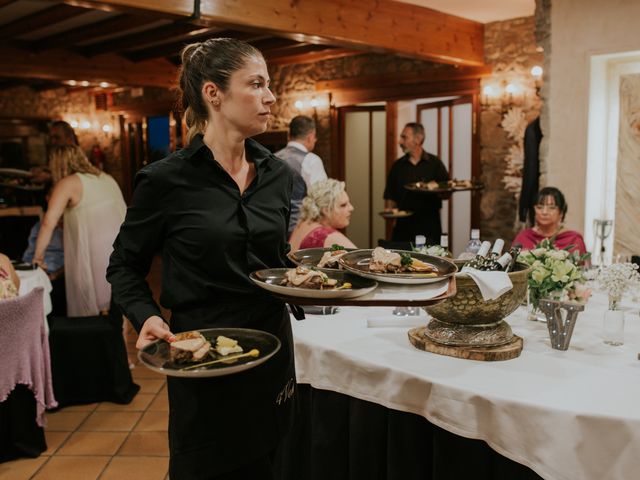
138;328;280;378
250;268;377;299
338;249;457;285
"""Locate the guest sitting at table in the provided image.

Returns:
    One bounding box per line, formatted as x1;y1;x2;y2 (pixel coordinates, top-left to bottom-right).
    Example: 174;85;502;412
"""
512;186;587;254
0;252;19;299
32;145;126;316
289;178;357;251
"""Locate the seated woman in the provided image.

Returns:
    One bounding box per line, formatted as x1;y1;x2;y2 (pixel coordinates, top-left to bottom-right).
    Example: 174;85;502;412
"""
0;252;19;299
33;145;126;316
289;178;357;251
513;187;587;254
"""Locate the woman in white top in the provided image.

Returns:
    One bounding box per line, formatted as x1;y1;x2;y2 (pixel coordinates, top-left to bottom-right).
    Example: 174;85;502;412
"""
34;145;126;316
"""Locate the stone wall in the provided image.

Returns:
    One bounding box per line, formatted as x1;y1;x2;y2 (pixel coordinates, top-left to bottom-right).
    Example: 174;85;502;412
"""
268;54;446;177
0;86;123;185
481;16;543;242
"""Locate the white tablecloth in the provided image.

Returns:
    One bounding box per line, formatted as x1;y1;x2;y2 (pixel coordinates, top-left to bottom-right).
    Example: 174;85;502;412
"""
17;268;52;331
291;292;640;480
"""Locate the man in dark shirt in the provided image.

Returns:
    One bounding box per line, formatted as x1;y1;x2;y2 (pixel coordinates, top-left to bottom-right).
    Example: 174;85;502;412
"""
384;122;449;244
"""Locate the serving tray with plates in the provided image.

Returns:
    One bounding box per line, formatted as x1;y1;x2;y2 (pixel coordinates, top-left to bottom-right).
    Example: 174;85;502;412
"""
404;181;484;194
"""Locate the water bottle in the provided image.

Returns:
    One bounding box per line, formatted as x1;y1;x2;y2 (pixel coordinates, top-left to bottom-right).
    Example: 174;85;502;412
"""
440;234;449;250
465;229;482;254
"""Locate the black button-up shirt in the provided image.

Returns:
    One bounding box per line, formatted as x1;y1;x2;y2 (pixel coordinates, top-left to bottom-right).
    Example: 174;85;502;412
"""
383;150;449;213
107;134;294;330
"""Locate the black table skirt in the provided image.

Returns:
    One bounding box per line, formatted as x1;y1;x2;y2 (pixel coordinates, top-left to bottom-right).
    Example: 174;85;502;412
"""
275;385;542;480
0;385;46;463
48;313;139;407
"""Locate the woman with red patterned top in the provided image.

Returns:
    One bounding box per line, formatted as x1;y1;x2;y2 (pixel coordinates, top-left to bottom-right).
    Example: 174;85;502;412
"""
289;178;356;251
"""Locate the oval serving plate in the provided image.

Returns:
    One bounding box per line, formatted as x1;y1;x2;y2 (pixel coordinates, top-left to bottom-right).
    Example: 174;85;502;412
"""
338;249;457;285
250;268;377;299
378;210;414;219
404;181;484;194
138;327;280;378
287;247;356;271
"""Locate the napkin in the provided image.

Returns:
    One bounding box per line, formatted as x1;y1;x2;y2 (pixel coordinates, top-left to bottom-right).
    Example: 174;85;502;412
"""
460;267;512;301
366;312;428;328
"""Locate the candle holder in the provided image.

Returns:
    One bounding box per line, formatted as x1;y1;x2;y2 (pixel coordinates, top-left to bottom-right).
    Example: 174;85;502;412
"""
538;299;585;350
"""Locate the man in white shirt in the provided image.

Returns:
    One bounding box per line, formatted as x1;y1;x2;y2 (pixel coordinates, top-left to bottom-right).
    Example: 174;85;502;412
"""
277;115;328;189
276;116;328;236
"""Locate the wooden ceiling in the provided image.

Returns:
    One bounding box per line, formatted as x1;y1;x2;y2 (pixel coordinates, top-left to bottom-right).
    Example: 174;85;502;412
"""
0;0;484;90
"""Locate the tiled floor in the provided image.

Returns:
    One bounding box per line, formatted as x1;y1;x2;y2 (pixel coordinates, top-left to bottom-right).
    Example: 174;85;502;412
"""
0;259;170;480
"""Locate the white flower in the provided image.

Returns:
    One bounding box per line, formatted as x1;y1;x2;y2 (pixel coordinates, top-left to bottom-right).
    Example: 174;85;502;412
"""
501;107;527;141
598;262;640;299
547;249;569;261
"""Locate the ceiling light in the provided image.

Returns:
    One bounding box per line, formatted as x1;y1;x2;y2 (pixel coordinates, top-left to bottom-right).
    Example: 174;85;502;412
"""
99;82;110;88
294;100;304;109
80;81;90;87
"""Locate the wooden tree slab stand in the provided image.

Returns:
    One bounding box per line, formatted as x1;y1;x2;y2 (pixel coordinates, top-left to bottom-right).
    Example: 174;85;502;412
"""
408;327;523;361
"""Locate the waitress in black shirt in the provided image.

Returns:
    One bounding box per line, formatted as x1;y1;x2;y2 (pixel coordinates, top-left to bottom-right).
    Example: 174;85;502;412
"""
107;38;295;479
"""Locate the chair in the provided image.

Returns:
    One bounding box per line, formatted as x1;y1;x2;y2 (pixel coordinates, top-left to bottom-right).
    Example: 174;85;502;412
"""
47;305;140;407
0;287;57;462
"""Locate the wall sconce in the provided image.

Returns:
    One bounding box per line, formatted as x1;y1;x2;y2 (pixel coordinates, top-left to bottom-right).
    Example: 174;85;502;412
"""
293;95;327;112
530;65;543;94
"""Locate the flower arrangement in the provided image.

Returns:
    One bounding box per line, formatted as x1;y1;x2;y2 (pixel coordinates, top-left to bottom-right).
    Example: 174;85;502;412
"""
517;239;590;309
414;244;451;258
597;262;640;309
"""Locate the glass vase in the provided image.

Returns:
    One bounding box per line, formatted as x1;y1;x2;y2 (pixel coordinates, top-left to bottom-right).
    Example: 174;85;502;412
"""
603;295;624;346
527;289;547;322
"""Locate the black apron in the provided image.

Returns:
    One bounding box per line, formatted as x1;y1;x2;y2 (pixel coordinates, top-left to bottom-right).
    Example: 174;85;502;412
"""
166;298;296;480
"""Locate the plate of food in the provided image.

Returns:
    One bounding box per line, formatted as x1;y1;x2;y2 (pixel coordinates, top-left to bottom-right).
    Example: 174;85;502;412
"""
250;266;377;299
138;328;281;378
404;179;484;194
287;244;355;271
338;247;457;284
378;209;414;219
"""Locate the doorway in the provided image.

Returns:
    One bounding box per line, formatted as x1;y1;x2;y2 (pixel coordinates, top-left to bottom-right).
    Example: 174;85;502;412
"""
416;96;474;256
339;105;386;249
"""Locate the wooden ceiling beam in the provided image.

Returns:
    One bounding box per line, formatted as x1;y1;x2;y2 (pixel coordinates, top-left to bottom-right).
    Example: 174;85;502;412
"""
316;65;492;92
331;79;480;106
0;44;178;88
124;30;269;63
267;48;361;66
82;0;484;65
0;4;90;40
30;14;159;51
80;22;211;57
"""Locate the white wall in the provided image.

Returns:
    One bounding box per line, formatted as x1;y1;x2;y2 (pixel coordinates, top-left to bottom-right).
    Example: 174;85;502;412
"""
549;0;640;234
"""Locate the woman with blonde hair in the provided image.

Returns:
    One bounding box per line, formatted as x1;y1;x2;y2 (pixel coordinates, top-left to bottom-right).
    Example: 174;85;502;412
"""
289;178;356;251
34;145;126;316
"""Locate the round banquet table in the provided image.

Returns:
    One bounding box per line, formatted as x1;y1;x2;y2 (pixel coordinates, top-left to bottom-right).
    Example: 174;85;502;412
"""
281;291;640;480
17;267;52;332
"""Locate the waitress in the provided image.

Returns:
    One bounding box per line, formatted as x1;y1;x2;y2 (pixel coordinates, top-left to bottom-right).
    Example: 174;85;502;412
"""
107;38;295;479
